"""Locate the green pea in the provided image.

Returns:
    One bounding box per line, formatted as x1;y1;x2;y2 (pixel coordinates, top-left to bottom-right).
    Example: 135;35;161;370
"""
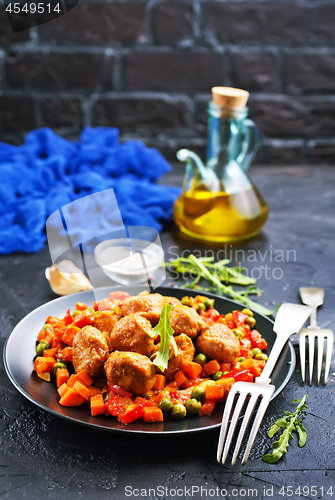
236;357;245;363
42;323;49;330
194;353;207;366
211;371;223;381
251;348;262;357
255;353;268;361
185;398;202;415
171;403;187;420
87;307;94;313
72;310;81;317
181;297;190;306
232;328;244;340
242;308;254;317
53;362;67;374
159;398;173;412
191;386;206;402
36;341;50;356
203;298;214;310
222;371;229;376
197;303;206;311
245;317;256;328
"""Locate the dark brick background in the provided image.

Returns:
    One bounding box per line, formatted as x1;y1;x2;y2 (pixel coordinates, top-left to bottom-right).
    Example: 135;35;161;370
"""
2;0;335;164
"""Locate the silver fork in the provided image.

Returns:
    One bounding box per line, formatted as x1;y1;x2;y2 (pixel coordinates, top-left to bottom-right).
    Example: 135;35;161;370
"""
299;287;333;385
217;303;312;466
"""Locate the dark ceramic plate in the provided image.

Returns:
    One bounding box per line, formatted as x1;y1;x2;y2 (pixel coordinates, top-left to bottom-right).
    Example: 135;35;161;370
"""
4;286;295;434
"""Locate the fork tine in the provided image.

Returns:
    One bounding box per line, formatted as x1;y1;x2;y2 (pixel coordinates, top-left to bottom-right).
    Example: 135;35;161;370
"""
217;388;236;463
241;385;275;465
308;333;315;386
231;393;258;466
220;392;246;465
317;335;324;386
299;331;306;382
324;331;334;384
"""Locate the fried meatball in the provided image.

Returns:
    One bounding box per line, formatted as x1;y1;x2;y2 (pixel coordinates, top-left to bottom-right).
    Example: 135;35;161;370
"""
109;314;155;357
122;291;164;325
163;296;182;307
73;325;109;377
196;323;240;363
93;311;119;335
155;333;195;380
105;351;156;395
170;305;207;339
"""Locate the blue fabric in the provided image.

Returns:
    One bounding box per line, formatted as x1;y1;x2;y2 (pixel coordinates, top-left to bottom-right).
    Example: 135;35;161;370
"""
0;127;181;254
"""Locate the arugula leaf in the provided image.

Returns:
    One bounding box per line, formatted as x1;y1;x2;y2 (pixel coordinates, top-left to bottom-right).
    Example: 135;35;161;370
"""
165;254;277;316
262;395;308;464
148;304;177;372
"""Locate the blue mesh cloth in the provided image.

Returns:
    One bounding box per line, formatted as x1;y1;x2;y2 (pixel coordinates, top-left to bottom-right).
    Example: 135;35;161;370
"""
0;127;181;254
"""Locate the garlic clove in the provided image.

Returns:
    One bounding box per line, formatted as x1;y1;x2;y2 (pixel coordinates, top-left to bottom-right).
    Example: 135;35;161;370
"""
45;260;93;296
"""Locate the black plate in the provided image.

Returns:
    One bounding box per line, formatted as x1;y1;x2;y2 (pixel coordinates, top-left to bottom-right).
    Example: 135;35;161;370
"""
4;286;295;434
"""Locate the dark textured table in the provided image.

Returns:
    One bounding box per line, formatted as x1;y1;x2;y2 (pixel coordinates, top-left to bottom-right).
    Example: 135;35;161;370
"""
1;166;334;500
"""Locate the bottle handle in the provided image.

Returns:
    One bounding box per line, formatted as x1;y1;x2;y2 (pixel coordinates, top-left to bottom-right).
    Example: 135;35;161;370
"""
236;119;259;172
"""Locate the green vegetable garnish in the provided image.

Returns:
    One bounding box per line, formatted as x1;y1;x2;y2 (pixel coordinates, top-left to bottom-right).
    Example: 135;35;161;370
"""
262;395;308;464
148;304;177;372
165;254;278;316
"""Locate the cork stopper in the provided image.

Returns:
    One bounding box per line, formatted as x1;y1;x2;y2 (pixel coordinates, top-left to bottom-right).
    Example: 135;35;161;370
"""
211;87;249;108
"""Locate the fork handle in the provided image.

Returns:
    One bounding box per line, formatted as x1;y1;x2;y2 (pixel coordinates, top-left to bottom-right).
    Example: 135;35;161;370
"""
308;307;319;329
256;332;292;383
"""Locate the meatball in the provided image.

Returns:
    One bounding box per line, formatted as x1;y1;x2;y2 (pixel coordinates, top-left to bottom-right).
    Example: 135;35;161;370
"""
155;333;195;380
109;314;155;357
196;323;240;363
122;291;164;325
73;325;109;377
93;311;119;335
105;351;156;395
163;296;182;307
170;305;207;339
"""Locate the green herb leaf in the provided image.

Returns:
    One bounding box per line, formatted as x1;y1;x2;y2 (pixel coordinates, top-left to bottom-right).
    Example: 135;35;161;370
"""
148;304;177;372
262;395;308;464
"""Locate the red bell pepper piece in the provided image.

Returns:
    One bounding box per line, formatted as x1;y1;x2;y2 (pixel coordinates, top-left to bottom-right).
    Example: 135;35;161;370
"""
108;384;132;398
134;397;156;408
232;369;250;382
198;399;215;416
118;404;143;424
250;330;268;350
109;291;130;302
105;395;125;416
233;311;249;327
63;309;73;326
74;309;95;328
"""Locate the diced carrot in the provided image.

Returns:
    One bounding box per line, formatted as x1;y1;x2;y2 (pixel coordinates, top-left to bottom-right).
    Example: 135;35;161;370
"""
90;394;106;416
254;359;266;370
198;399;215;416
203;359;221;375
37;330;47;342
34;356;55;373
67;374;80;388
200;368;207;378
153;374;166;391
215;377;235;396
59;387;86;406
220;363;231;373
88;386;102;398
76;302;88;311
53;324;67;343
43;348;57;357
142;407;164;423
149;392;166;404
62;325;81;346
174;370;188;387
45;333;55;345
134;397;157;408
217;316;227;326
76;370;94;387
231;359;242;371
61;346;73;362
165;380;178;389
57;383;69;397
240;348;252;359
205;384;224;400
56;368;69;388
37;372;50;382
73;381;90;400
182;361;203;379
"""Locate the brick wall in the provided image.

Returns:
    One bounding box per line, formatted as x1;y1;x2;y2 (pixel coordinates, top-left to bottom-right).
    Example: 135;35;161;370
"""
2;0;335;164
